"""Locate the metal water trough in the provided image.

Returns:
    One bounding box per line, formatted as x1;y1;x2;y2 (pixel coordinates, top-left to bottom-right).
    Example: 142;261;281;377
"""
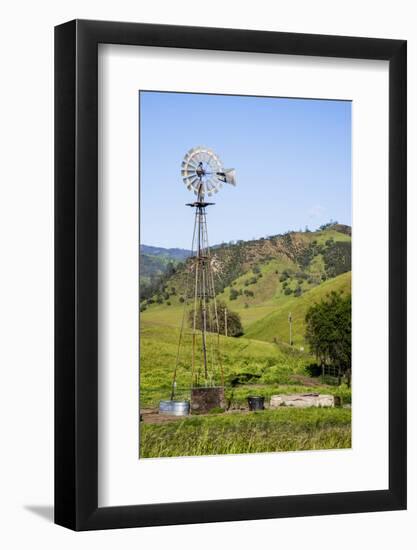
159;400;190;416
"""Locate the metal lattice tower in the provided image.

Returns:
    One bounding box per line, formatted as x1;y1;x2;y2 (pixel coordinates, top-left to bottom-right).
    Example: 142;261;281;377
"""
170;147;236;398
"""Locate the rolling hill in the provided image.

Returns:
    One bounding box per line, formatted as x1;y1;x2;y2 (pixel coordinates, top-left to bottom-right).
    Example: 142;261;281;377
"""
140;244;191;261
140;223;351;348
140;244;192;288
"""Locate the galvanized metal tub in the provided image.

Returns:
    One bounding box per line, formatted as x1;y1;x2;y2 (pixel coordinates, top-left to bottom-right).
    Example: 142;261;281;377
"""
159;400;190;416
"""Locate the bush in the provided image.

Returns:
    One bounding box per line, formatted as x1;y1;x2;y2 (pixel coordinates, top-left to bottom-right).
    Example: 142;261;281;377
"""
229;288;239;300
284;287;292;295
294;286;302;297
188;301;243;337
305;363;322;377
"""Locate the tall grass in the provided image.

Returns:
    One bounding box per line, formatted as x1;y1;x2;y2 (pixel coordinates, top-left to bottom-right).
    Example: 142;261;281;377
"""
140;407;351;458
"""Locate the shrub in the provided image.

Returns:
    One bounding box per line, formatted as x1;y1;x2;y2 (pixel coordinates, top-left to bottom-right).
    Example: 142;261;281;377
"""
229;288;239;301
188;301;243;337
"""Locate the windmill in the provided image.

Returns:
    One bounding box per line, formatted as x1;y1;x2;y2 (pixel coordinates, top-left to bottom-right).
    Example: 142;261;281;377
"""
160;146;236;416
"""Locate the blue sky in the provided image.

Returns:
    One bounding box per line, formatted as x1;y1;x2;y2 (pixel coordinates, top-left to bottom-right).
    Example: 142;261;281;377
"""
140;91;351;249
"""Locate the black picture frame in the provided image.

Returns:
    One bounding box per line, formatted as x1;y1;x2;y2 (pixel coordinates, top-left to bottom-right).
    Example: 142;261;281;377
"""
55;19;407;531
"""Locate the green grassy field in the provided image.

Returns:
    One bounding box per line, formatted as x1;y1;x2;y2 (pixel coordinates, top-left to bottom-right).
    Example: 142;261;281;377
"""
140;321;351;408
140;407;352;458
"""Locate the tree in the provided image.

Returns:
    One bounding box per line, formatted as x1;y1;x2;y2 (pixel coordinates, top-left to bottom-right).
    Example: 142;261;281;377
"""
188;300;243;337
305;291;351;383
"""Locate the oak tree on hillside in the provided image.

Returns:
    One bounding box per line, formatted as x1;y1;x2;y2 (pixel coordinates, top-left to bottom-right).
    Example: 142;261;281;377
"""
305;291;351;384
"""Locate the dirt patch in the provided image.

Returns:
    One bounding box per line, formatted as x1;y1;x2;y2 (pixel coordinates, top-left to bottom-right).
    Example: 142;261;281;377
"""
289;374;330;387
141;407;251;424
140;409;184;424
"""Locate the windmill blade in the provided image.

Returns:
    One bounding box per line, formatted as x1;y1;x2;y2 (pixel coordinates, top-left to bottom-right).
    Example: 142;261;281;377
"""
182;170;197;178
205;179;214;191
183;173;199;182
188;181;200;191
182;159;199;170
208;176;220;192
182;166;197;173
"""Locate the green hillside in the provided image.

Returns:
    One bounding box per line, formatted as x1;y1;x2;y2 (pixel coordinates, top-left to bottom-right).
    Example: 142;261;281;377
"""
140;223;352;349
139;245;191;289
245;271;351;345
141;224;350;296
